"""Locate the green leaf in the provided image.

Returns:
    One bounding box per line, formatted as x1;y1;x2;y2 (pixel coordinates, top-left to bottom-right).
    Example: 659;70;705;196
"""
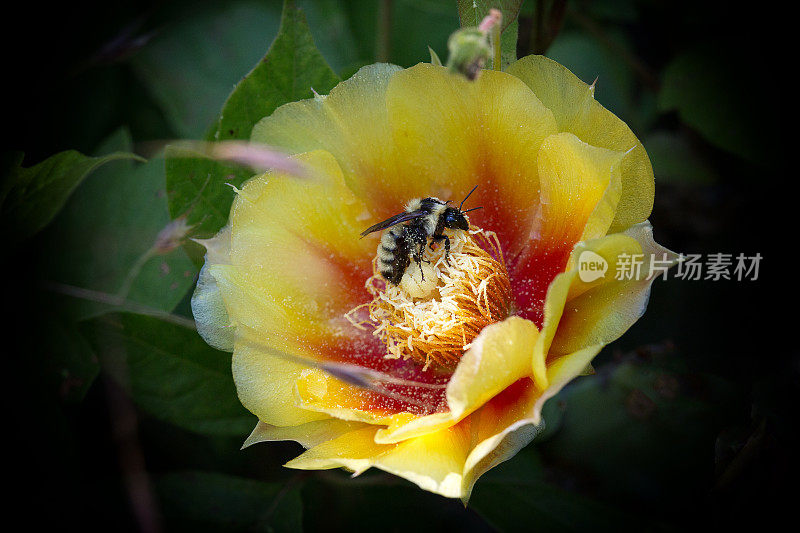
456;0;523;32
541;358;735;508
470;443;636;531
82;312;255;436
164;147;247;265
0;149;143;242
166;0;341;263
41;315;100;403
302;471;483;531
471;475;636;532
131;2;283;139
343;0;458;68
296;0;363;75
157;471;302;532
658;46;765;163
213;0;340;142
500;18;518;69
37;129;196;320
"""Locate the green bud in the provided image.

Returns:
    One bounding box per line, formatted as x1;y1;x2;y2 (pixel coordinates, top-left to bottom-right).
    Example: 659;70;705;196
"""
445;27;491;80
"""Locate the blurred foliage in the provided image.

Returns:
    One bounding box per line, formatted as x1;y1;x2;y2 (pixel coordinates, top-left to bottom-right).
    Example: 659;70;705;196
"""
211;2;340;143
3;0;792;531
156;471;303;531
82;312;256;436
0;148;143;242
132;2;284;139
470;447;638;532
35;128;196;318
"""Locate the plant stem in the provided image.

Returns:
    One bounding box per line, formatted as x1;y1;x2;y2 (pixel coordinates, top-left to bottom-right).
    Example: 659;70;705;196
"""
376;0;392;62
492;16;501;70
42;281;197;329
117;246;156;299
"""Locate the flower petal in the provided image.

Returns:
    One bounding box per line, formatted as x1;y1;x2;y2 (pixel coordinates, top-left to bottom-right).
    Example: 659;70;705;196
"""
535;132;624;246
228;149;375;309
373;316;539;444
242;418;365;449
293;367;443;425
461;344;602;501
285;377;546;500
255;62;559;258
202;149;414;425
191;224;233;351
209;148;385;356
530;222;675;389
550;222;679;355
506;55;654;233
232;339;328;426
284;426;390;476
251;63;402;215
285;418;470;497
384;64;558;256
510;132;625;326
530;232;644;389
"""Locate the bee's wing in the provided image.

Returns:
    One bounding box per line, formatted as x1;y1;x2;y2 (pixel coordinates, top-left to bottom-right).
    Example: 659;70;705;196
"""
359;210;426;237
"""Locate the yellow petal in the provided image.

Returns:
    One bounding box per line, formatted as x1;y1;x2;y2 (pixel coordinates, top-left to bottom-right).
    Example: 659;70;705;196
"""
530;231;644;389
509;132;624;329
242;418;365;449
284;426;391;476
251;63;402;216
191;225;233;351
507;55;654;233
286;378;545;500
460;378;542;501
374;316;539;444
200;149;381;367
288;319;538;442
534;132;624;249
228;149;375;311
255;62;559;258
551;221;679;355
462;345;602;501
286;416;469;497
231;338;327;427
383;64;558;253
197;150;397;427
294;367;433;426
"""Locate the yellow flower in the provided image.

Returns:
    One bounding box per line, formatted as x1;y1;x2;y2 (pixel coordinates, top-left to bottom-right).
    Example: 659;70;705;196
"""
191;56;675;501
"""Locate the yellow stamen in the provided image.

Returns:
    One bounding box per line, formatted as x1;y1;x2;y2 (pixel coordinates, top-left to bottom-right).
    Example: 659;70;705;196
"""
346;227;512;370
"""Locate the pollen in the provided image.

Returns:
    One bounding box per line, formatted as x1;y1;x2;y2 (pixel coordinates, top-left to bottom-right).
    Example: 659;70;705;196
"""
346;227;513;370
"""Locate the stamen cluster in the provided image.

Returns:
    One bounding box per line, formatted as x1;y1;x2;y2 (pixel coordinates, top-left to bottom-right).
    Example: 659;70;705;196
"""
347;227;512;370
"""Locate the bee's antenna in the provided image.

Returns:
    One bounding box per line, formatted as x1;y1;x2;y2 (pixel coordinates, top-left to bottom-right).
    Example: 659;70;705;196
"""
462;206;483;213
459;185;479;211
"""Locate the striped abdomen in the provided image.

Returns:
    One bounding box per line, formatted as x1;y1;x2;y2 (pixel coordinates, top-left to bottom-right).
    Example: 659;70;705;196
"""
377;225;411;284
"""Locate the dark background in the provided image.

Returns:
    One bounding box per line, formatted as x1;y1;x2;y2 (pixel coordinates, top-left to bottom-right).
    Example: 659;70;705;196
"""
3;1;795;531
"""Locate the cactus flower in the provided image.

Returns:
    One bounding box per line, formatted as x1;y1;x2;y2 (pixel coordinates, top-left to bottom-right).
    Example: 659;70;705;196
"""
191;56;675;501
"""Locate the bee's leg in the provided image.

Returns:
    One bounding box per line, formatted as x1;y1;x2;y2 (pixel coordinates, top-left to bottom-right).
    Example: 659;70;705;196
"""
432;235;451;265
412;242;426;280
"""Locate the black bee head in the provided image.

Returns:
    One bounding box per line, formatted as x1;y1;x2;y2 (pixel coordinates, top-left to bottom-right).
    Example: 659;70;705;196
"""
443;207;470;230
443;185;482;231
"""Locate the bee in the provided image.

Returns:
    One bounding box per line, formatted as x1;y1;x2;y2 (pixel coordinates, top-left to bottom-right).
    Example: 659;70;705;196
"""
360;185;482;284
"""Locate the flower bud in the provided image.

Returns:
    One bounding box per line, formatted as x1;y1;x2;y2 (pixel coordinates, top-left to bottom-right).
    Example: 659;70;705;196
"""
153;216;193;255
446;27;492;80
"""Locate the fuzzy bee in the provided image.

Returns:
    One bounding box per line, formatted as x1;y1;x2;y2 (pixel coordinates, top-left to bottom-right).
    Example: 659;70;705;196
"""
360;185;482;284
